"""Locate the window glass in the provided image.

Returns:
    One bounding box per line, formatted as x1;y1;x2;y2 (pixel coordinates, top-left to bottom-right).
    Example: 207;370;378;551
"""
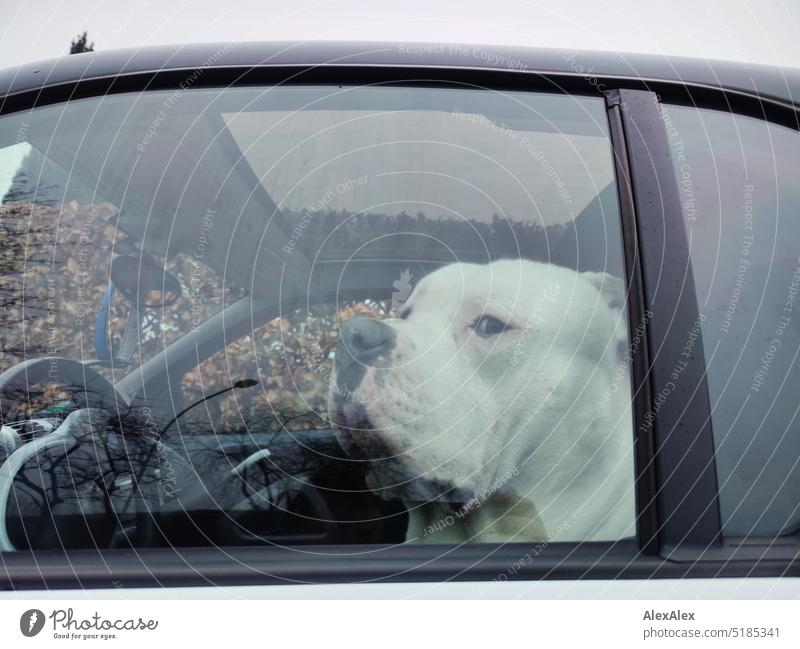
0;86;633;550
663;103;800;537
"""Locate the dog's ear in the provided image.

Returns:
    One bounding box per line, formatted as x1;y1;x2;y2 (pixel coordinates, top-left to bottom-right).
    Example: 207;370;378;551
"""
582;272;626;311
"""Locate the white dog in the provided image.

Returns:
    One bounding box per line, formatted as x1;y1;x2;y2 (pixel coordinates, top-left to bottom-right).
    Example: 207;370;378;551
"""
328;259;635;543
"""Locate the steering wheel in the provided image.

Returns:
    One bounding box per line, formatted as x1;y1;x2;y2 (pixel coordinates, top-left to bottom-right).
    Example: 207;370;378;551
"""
0;357;170;550
0;357;123;420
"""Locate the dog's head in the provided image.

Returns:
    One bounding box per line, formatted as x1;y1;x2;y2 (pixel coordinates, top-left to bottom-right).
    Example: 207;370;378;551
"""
327;259;627;508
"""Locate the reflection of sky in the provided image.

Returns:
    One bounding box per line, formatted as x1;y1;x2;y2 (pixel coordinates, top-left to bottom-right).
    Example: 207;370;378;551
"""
224;111;613;227
0;142;30;200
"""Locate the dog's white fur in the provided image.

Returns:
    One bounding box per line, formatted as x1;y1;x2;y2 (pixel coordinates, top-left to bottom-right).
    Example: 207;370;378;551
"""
328;259;635;543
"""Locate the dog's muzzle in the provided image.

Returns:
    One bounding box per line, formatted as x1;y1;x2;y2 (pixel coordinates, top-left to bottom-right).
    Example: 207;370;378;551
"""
334;317;396;394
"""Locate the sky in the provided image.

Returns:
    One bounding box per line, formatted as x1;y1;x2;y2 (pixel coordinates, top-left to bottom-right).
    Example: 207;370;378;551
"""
0;0;799;71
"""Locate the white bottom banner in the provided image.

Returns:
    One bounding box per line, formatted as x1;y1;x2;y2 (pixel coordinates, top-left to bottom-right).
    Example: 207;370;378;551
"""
0;598;797;647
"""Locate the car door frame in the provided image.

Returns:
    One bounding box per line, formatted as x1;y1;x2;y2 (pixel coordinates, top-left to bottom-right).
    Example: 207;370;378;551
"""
0;51;798;590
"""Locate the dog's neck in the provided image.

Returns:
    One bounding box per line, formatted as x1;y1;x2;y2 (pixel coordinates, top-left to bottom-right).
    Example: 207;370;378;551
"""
501;385;635;542
407;385;635;544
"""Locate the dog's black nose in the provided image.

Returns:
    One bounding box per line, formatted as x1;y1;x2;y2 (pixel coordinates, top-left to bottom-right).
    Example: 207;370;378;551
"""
339;317;395;365
334;318;396;395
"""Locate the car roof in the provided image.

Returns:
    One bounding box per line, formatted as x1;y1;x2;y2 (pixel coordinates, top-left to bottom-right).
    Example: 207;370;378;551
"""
0;41;798;110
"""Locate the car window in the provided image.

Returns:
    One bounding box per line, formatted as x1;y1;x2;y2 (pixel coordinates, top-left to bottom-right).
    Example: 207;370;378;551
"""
663;103;800;537
0;85;634;551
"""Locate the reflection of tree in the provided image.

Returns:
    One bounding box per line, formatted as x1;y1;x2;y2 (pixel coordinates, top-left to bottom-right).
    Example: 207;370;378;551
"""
1;199;562;431
284;208;564;261
0;205;55;356
0;202;242;383
182;300;388;434
6;398;167;550
4;391;374;550
69;32;94;55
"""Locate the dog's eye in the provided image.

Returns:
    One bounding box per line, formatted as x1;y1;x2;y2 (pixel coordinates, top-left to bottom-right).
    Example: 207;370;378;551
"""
473;315;510;336
399;307;412;320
